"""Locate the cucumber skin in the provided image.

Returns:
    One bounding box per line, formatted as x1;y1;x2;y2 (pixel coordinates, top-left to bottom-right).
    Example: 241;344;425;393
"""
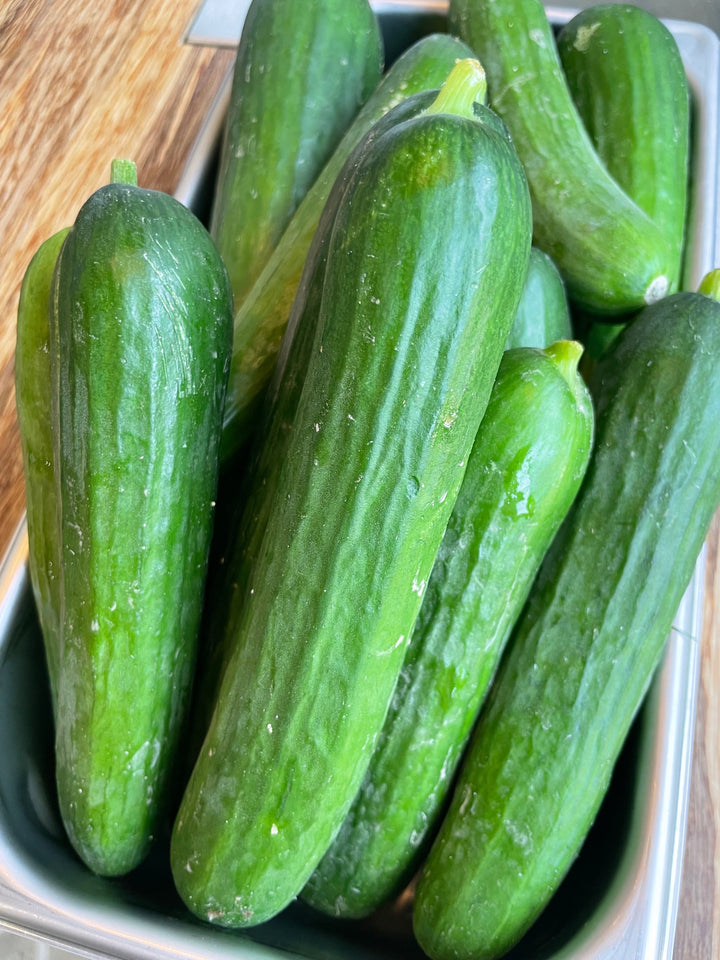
413;291;720;960
448;0;673;316
195;91;445;745
194;98;514;759
302;343;593;919
51;182;233;877
172;103;532;929
557;3;690;294
210;0;383;310
219;32;476;464
506;247;572;350
15;228;70;713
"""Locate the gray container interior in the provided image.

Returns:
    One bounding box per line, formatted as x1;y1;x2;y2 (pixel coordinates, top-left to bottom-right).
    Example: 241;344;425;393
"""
1;5;719;960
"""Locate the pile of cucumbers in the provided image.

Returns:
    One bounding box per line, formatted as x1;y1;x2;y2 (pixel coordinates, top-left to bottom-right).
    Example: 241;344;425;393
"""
14;0;720;958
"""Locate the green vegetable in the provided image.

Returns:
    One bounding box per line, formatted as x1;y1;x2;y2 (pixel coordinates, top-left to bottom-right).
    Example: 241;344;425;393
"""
171;60;532;929
303;341;593;919
413;278;720;960
195;85;460;746
506;247;572;349
51;160;233;876
557;2;690;293
15;227;70;713
210;0;383;310
218;31;476;464
448;0;674;315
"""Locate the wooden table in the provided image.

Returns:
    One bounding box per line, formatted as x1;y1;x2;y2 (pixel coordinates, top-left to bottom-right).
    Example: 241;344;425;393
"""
0;1;717;957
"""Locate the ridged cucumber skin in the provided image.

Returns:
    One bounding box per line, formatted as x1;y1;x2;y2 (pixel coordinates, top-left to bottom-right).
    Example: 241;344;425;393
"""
195;97;514;762
15;228;70;713
302;342;593;919
51;181;233;877
219;32;475;464
448;0;673;316
557;3;690;294
413;291;720;960
195;90;449;744
210;0;383;310
172;98;532;928
506;247;572;349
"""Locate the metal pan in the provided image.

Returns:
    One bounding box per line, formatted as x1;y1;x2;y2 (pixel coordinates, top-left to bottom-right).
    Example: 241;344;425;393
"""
1;5;718;958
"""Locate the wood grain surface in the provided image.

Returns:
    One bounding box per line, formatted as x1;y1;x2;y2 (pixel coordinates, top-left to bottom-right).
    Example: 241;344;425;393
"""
0;1;717;958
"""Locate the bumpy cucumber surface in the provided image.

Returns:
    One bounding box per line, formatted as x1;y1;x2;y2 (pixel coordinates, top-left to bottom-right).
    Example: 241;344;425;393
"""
302;341;593;919
506;247;572;349
413;286;720;960
15;227;69;712
219;32;475;464
51;163;233;876
196;86;457;745
171;62;532;929
210;0;382;309
558;3;690;294
448;0;673;315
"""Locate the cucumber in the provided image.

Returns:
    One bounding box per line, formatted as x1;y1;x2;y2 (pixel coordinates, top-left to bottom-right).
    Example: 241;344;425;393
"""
210;0;383;309
51;160;233;876
171;60;533;928
448;0;673;315
575;315;625;384
218;32;476;464
557;3;690;294
413;280;720;960
196;87;513;752
302;341;593;919
15;227;70;713
195;85;461;746
506;247;572;350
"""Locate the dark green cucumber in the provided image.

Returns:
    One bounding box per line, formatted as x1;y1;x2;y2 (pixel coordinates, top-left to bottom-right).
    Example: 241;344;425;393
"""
210;0;382;309
195;86;512;758
575;315;625;384
448;0;673;315
15;227;70;712
413;281;720;960
51;160;233;876
171;60;532;928
302;341;593;919
506;247;572;349
558;3;690;293
196;84;469;744
219;31;476;464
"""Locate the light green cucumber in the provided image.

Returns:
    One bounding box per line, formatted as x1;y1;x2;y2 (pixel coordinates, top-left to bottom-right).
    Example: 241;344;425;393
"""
15;227;70;713
557;3;690;293
506;247;572;349
210;0;383;310
302;341;593;919
413;278;720;960
448;0;674;315
171;60;532;928
219;31;476;464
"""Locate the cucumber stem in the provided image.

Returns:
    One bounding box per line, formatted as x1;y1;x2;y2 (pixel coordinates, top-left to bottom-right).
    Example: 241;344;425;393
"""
425;58;487;118
545;340;584;386
110;158;138;187
698;269;720;302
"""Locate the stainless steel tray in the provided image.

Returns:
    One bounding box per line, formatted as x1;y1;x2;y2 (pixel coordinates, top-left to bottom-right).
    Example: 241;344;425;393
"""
1;5;719;959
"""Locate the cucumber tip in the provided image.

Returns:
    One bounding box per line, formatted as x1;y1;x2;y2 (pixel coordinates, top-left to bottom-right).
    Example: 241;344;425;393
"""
644;275;669;305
